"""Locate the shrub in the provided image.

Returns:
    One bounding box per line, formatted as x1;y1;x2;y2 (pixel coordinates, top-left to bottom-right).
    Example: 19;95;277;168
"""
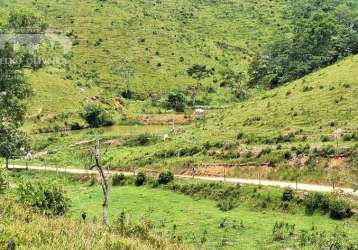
320;135;331;142
125;133;158;147
329;198;352;220
282;188;295;202
112;174;126;186
217;199;236;211
69;122;83;131
166;92;186;112
158;171;174;185
81;104;114;128
304;192;330;215
283;151;292;160
319;144;336;156
272;222;295;242
304;193;352;220
17;181;68;216
0;168;8;192
135;172;146;186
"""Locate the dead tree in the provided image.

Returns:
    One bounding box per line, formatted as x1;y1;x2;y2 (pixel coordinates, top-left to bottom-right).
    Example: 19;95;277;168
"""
87;136;110;225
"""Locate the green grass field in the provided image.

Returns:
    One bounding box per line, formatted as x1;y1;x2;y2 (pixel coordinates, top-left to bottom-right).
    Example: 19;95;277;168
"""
8;171;358;249
0;195;188;250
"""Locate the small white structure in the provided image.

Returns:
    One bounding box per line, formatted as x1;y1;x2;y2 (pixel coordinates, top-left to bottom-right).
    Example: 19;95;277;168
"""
25;152;33;161
195;108;206;114
163;134;169;141
333;129;343;139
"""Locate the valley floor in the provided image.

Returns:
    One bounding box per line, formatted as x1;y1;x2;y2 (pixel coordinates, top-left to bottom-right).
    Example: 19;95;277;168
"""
5;170;358;250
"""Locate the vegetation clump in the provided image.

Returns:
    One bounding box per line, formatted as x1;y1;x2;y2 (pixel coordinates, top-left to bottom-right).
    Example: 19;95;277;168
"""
158;171;174;185
135;172;146;186
81;104;114;128
165;92;187;112
16;181;68;216
125;133;158;147
303;192;353;220
249;0;358;88
0;168;8;192
112;173;127;186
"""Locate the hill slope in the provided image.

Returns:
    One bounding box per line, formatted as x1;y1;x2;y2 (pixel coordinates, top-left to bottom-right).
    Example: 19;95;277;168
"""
27;55;358;181
1;0;289;117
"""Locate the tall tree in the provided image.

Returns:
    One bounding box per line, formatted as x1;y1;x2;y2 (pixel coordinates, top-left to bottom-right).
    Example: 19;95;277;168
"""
0;125;27;169
187;64;211;106
219;69;247;100
0;10;40;167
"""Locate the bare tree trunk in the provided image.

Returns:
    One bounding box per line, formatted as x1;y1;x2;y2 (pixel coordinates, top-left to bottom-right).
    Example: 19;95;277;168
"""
95;137;110;226
5;158;9;170
98;167;109;226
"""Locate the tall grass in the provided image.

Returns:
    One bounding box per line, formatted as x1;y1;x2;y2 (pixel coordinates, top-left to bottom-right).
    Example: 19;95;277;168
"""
0;197;190;250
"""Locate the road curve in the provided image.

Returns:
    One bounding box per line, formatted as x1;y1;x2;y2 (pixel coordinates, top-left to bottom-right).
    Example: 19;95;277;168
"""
10;165;358;197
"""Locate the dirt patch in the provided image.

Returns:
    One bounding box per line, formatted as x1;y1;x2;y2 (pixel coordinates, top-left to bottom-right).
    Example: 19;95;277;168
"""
103;139;122;146
110;98;124;110
233;165;273;179
288;155;309;167
179;163;272;178
329;156;347;168
180;164;235;177
88;95;102;102
139;114;192;125
74;139;95;146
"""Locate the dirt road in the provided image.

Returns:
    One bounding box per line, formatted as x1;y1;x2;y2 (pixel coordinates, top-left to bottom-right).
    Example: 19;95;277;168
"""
10;165;358;197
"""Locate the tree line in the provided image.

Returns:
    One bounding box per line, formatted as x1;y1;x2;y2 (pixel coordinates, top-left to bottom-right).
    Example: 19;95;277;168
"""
248;0;358;88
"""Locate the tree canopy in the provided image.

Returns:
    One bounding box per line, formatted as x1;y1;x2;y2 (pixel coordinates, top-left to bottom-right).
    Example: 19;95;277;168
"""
0;10;43;167
248;0;358;88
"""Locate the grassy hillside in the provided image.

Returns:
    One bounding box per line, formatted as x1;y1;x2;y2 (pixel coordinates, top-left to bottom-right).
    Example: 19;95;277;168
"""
1;0;357;185
0;0;290;118
20;55;358;185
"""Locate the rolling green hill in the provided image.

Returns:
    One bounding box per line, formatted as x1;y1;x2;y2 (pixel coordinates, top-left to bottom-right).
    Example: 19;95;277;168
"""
1;0;290;118
23;55;358;186
1;0;357;185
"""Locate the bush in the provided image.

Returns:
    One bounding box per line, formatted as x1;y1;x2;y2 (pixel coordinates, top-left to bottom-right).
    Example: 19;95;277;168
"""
81;104;114;128
166;92;186;112
125;133;158;147
135;172;146;186
17;181;68;216
217;199;236;211
69;122;83;131
320;135;332;142
0;168;8;192
158;171;174;184
329;198;353;220
112;174;126;186
304;192;330;215
282;188;295;202
272;222;295;242
304;193;352;220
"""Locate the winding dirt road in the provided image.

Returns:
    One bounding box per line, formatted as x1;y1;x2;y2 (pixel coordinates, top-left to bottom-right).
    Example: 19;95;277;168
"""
10;165;358;197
